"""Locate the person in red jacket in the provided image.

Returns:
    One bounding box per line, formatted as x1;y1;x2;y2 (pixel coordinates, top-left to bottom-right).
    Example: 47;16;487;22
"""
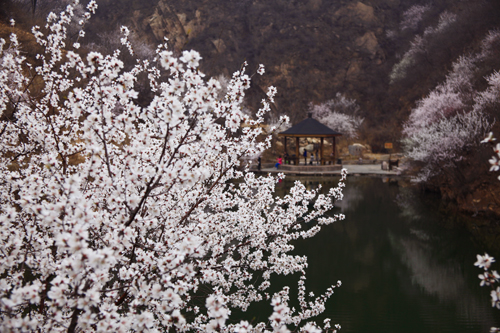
275;155;282;169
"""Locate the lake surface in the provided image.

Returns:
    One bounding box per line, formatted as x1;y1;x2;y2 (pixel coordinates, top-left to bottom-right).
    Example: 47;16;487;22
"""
261;175;500;333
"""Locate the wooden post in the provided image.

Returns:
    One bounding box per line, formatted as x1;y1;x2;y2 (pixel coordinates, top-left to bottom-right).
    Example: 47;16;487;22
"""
284;136;287;154
295;137;299;165
320;137;324;165
332;137;336;163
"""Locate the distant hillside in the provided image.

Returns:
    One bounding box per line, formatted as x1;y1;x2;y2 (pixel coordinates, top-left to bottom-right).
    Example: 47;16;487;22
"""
3;0;500;226
3;0;499;149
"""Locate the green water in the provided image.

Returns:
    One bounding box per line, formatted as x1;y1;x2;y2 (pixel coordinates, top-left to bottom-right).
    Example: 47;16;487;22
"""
246;176;500;332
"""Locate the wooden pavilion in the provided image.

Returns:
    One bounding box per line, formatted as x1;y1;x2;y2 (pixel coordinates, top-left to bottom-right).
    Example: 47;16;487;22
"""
278;113;342;165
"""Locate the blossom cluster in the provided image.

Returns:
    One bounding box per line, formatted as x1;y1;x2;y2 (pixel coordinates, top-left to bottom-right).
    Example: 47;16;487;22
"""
0;1;346;332
482;133;500;180
403;108;490;182
401;30;500;182
475;253;500;332
399;4;431;32
475;133;500;332
390;10;457;83
309;93;363;139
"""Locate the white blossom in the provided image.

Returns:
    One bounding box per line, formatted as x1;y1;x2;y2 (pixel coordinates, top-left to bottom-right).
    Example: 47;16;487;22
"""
257;64;265;75
475;253;496;270
0;4;346;332
482;132;497;143
492;287;500;309
479;271;500;287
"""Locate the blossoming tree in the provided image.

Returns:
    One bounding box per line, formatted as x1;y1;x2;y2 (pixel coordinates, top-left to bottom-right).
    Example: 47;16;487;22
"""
399;4;431;32
389;10;458;83
0;1;346;332
309;94;363;139
401;33;500;182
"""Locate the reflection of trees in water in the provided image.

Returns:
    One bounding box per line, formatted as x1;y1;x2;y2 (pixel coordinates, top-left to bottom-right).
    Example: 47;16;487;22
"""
282;176;497;331
394;186;424;221
392;234;464;298
336;181;364;212
390;178;495;328
274;176;344;198
390;232;495;330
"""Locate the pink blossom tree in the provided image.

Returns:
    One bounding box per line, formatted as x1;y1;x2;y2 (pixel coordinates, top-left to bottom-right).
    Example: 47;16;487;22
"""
309;93;363;139
399;4;431;32
390;11;458;84
403;55;477;137
0;1;346;332
403;109;491;182
401;33;500;182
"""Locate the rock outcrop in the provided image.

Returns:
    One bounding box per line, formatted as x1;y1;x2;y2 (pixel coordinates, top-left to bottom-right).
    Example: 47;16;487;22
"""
3;0;500;149
80;0;402;127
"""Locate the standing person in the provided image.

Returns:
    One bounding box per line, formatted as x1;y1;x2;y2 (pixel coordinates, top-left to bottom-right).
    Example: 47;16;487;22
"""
303;149;307;164
310;154;314;165
257;156;261;171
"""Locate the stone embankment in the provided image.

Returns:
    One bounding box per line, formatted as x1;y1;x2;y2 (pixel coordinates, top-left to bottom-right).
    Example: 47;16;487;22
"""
250;163;402;177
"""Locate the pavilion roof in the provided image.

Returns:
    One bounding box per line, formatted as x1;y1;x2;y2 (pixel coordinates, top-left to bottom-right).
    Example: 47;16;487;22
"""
278;114;342;137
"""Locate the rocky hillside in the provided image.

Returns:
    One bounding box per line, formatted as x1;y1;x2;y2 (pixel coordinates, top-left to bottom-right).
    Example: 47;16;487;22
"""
92;0;409;141
96;0;500;147
3;0;500;224
3;0;499;150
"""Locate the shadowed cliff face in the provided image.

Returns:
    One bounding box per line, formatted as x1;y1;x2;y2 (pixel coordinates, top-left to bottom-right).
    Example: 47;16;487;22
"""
2;0;500;147
74;0;407;129
83;0;499;146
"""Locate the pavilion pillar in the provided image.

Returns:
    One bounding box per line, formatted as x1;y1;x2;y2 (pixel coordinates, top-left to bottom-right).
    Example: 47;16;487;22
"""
332;137;336;163
320;137;324;165
284;136;287;154
295;137;299;165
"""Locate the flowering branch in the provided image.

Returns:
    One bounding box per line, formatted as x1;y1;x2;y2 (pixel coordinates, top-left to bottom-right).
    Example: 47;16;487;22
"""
0;1;346;332
475;133;500;332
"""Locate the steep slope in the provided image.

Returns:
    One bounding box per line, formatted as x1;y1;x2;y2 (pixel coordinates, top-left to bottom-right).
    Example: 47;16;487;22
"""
3;0;500;224
3;0;500;148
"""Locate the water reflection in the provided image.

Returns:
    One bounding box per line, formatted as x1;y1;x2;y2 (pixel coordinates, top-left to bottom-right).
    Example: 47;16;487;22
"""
392;234;495;330
395;186;424;221
272;176;499;333
336;182;364;213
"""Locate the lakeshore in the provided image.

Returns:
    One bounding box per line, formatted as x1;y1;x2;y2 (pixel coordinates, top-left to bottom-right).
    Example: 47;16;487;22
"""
251;162;402;177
